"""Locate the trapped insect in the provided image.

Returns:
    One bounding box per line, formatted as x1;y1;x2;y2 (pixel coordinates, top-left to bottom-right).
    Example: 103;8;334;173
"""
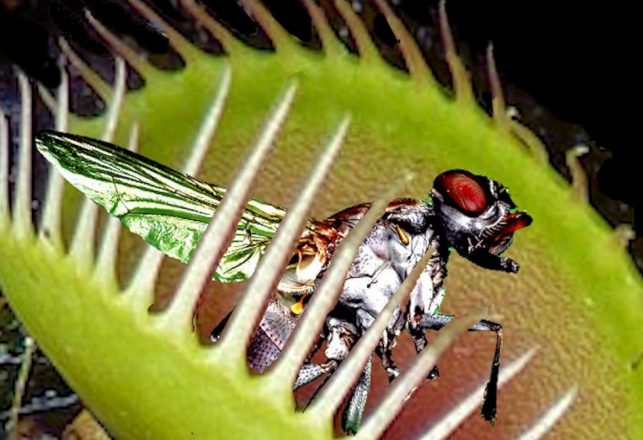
36;130;532;434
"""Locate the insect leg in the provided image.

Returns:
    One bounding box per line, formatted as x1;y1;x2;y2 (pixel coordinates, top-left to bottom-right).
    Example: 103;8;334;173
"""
421;314;503;423
344;266;404;383
375;337;399;382
341;357;372;435
406;264;445;380
294;360;338;390
295;324;333;390
356;309;400;382
324;316;359;362
406;320;440;380
301;315;359;410
295;311;359;392
467;251;520;273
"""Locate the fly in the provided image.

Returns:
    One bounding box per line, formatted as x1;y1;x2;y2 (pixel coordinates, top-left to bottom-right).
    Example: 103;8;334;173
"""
35;131;532;434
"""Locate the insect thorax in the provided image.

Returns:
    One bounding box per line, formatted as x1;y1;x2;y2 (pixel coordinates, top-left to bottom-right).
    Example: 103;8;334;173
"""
340;201;450;318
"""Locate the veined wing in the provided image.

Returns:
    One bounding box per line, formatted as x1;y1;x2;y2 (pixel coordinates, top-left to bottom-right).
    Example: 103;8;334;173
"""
35;131;286;283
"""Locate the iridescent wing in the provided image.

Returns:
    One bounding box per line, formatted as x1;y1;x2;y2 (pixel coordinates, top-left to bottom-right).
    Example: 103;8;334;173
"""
36;131;287;283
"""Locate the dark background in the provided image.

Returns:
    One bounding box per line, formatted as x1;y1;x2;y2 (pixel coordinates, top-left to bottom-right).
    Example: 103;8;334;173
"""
0;0;641;436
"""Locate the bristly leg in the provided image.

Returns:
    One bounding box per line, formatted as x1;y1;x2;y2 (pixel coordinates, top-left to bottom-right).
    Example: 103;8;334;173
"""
375;336;400;382
341;357;372;435
294;361;337;390
421;314;503;423
481;326;503;423
407;324;440;380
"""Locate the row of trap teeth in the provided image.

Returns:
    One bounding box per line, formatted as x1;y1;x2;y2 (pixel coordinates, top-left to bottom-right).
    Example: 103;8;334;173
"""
1;66;576;439
0;0;578;438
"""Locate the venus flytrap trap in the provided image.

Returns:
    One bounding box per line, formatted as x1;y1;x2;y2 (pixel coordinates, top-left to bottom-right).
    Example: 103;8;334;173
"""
37;108;535;433
1;0;642;439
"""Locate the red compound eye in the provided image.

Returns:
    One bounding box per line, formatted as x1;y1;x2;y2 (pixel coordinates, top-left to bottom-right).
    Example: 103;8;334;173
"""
441;172;488;215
